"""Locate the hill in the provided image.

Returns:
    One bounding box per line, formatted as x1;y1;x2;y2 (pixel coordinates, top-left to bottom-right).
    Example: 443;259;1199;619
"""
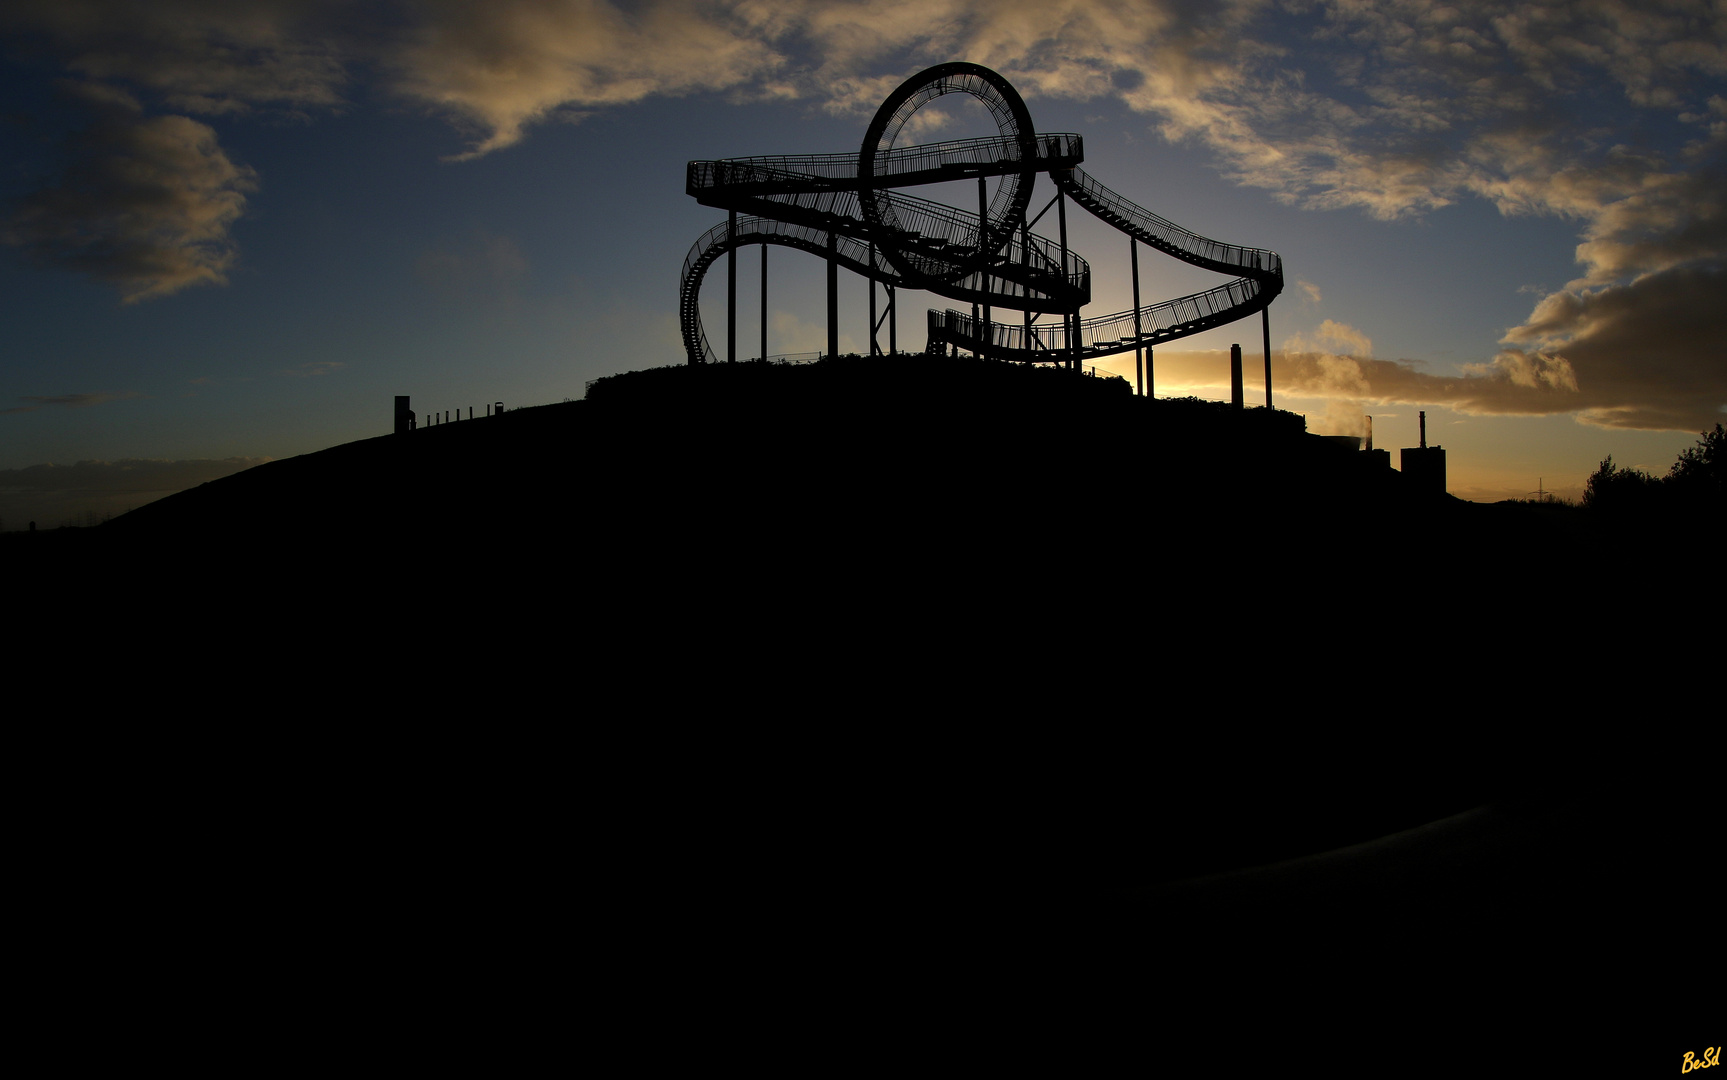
26;354;1636;778
12;355;1711;1070
41;353;1656;833
92;352;1457;563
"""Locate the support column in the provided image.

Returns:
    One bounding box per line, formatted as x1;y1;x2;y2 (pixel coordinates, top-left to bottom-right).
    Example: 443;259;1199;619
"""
727;210;737;364
978;174;991;360
1058;189;1077;370
868;241;878;356
1231;343;1244;409
888;286;896;356
1262;306;1273;409
827;231;838;360
1022;221;1032;360
1131;238;1143;396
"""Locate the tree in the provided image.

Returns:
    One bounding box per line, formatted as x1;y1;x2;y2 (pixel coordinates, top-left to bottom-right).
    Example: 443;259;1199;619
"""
1582;454;1659;513
1584;424;1726;515
1665;423;1725;506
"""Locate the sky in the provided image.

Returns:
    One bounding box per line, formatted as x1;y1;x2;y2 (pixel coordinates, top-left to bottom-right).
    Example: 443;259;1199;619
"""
2;0;1723;526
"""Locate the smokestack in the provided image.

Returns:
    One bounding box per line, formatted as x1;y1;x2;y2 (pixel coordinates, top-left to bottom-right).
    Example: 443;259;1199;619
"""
1364;415;1373;452
1420;411;1427;449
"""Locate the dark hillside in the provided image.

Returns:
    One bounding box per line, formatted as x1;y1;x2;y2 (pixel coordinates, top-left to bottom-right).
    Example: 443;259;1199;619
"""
59;355;1658;822
16;356;1710;1071
98;353;1449;570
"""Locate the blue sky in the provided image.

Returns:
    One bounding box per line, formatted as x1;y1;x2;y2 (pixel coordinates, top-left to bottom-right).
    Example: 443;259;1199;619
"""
3;1;1723;526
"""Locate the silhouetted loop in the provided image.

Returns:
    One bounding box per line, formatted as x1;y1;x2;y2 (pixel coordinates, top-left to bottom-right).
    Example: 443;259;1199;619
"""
859;63;1038;287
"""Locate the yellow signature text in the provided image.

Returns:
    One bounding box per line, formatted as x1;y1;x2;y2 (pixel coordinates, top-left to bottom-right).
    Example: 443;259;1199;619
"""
1683;1048;1722;1073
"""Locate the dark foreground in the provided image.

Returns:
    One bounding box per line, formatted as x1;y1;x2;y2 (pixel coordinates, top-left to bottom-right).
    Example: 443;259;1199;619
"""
15;358;1716;1071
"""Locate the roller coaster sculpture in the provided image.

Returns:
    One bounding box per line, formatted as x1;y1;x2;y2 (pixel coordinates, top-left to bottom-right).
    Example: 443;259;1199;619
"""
682;62;1282;393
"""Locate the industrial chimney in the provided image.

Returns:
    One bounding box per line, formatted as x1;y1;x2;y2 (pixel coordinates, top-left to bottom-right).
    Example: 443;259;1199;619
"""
1401;410;1446;494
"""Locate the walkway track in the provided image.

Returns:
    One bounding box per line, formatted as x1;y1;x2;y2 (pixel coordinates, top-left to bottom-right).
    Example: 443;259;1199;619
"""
929;167;1284;363
681;62;1282;366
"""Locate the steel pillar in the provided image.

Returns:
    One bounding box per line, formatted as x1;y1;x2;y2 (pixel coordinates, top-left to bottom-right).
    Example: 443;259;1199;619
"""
1059;189;1077;369
1231;343;1244;409
1263;306;1273;409
978;174;991;359
727;210;736;364
1022;221;1032;358
888;285;896;355
1131;238;1142;396
869;241;878;356
827;231;838;360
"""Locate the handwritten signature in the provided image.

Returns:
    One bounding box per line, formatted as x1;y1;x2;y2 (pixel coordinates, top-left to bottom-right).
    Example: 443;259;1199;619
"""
1683;1048;1721;1073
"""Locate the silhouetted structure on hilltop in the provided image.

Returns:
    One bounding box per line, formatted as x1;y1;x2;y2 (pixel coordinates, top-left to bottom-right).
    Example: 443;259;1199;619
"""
682;62;1283;402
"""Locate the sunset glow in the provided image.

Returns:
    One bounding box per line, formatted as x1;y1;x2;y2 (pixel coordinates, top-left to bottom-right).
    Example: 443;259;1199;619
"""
3;1;1723;523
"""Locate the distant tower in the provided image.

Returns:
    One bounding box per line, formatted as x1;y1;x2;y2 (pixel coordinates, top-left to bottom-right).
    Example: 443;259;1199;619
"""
1363;414;1390;470
1400;410;1447;494
395;396;415;435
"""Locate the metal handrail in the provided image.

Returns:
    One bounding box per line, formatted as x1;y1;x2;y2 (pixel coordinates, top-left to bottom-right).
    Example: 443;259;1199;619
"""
696;174;1090;293
1055;167;1282;283
688;134;1083;192
929;274;1272;360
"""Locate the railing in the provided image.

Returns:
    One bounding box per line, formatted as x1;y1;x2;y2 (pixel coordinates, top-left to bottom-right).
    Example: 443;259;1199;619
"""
680;204;1095;364
1056;167;1282;282
694;181;1089;296
687;133;1084;193
407;401;508;430
929;273;1270;359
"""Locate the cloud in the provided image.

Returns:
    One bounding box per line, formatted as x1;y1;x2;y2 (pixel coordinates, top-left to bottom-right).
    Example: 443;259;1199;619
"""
3;82;257;302
2;390;142;414
1497;257;1727;429
385;0;785;159
1;1;351;116
280;361;344;377
0;2;1721;429
1463;349;1578;393
414;230;529;307
770;309;856;356
1314;320;1372;357
0;456;269;493
1297;280;1321;304
1482;147;1727;429
0;456;270;527
1146;342;1594;430
1264;330;1718;432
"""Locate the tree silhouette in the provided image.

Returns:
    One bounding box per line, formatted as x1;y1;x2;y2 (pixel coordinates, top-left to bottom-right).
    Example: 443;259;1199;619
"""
1585;424;1725;516
1582;454;1658;513
1666;422;1724;506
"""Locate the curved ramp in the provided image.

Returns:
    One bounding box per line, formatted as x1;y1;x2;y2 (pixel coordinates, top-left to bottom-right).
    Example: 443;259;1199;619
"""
928;168;1283;362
